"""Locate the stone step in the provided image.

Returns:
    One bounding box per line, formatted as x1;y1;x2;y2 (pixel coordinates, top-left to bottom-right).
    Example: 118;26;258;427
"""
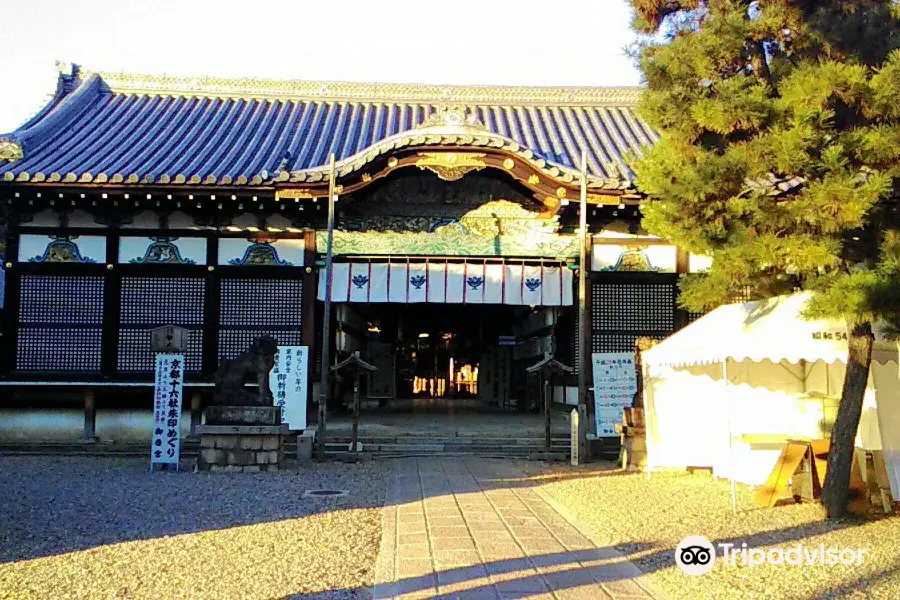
322;442;568;453
323;436;570;446
326;450;570;461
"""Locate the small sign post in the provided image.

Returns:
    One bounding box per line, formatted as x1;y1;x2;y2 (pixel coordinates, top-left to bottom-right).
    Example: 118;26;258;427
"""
570;408;579;466
150;326;187;472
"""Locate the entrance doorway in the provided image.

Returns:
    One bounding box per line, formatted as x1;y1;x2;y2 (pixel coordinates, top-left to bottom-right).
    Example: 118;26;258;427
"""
326;302;575;438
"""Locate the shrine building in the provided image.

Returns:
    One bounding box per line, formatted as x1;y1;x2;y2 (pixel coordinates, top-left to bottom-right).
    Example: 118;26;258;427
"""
0;64;710;446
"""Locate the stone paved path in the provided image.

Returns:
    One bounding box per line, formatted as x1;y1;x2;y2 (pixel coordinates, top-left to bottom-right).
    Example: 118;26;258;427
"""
373;458;665;600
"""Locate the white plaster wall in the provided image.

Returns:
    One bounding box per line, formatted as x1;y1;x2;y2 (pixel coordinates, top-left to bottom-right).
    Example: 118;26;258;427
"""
0;409;190;444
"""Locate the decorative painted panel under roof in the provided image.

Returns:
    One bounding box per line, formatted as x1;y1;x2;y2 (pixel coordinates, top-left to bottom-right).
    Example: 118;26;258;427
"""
0;65;657;189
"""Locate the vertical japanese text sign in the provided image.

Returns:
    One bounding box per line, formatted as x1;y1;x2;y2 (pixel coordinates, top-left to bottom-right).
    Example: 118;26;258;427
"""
270;346;309;430
151;353;185;467
591;353;637;437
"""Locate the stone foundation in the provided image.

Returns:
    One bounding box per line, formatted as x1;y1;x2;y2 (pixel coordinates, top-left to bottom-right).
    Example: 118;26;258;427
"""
195;424;289;473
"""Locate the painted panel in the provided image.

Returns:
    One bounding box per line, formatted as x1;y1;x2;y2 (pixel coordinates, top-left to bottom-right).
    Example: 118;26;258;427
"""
689;254;713;273
591;244;677;273
119;237;207;265
18;234;105;263
218;238;305;266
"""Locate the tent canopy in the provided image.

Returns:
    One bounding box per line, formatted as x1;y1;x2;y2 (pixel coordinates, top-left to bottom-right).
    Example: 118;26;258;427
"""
643;292;900;367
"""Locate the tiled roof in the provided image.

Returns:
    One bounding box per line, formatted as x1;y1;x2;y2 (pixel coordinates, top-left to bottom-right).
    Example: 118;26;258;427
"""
0;66;657;189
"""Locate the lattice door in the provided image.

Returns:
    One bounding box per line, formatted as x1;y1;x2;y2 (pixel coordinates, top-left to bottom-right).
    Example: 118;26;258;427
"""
218;278;303;359
590;282;676;353
17;275;104;372
118;277;205;372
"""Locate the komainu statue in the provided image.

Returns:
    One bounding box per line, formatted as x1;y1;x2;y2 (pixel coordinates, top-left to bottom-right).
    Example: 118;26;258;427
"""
212;336;279;406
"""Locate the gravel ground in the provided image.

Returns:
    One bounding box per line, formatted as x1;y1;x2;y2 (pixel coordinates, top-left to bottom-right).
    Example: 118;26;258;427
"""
0;456;389;600
521;462;900;600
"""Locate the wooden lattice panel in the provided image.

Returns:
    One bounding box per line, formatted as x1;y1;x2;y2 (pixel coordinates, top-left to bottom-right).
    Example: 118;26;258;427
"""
218;278;303;359
117;277;205;372
17;275;104;371
591;333;666;354
591;283;676;332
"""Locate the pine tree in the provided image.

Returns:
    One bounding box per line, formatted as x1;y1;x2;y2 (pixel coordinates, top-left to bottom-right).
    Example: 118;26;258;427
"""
627;0;900;518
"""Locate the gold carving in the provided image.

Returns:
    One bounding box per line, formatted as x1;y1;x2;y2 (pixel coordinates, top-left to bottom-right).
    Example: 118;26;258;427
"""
528;174;540;185
415;152;486;181
503;158;515;170
387;157;399;168
275;188;314;200
415;105;485;129
361;173;372;182
556;187;567;198
0;140;24;162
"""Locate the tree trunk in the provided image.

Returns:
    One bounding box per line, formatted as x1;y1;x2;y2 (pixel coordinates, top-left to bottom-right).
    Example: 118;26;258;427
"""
821;321;874;519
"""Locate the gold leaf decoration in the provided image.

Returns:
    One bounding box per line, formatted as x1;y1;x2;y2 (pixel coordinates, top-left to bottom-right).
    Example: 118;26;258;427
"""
415;152;486;181
0;140;24;162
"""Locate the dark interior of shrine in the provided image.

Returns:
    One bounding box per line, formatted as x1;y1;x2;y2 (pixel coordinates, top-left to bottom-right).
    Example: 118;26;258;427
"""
344;303;529;402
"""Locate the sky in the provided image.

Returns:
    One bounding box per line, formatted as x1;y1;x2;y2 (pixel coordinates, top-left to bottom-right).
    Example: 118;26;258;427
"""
0;0;642;133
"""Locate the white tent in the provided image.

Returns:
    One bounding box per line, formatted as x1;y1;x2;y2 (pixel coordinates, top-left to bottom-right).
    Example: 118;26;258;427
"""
641;292;900;498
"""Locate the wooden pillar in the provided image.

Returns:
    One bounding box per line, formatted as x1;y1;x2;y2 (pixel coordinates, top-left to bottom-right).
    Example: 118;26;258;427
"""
2;230;21;377
352;366;361;456
544;372;551;450
83;390;97;443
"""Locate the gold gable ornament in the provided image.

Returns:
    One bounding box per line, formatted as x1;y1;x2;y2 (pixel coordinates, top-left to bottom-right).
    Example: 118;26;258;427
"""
415;105;485;130
0;140;23;162
415;152;486;181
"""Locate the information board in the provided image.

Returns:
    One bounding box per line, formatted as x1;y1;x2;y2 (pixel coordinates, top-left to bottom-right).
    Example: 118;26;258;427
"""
270;346;309;430
151;353;184;467
591;352;638;437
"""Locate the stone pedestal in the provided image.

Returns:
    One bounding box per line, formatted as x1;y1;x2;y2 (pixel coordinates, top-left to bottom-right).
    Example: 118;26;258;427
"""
296;430;315;461
196;424;289;473
204;406;280;426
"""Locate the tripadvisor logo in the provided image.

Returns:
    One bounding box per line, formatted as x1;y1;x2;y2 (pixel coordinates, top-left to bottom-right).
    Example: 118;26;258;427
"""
675;536;867;575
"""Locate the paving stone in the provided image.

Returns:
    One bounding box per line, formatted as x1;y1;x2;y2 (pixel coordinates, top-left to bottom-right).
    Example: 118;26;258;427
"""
433;550;481;567
433;588;500;600
398;521;428;534
601;578;655;597
509;526;552;539
435;565;488;585
501;516;541;527
379;458;663;600
470;521;509;533
399;543;432;558
427;516;467;527
489;571;552;594
399;532;429;545
431;537;476;551
553;586;614;600
429;525;473;538
397;558;435;578
518;539;567;555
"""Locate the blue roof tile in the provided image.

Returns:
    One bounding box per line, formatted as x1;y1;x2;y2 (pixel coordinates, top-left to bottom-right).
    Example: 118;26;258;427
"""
0;67;655;188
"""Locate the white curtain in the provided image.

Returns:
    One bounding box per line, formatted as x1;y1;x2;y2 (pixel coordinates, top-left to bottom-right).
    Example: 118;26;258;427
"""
318;261;573;306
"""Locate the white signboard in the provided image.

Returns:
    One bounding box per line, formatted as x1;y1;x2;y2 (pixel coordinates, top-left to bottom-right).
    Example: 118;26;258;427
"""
151;353;185;467
592;352;637;437
270;346;309;430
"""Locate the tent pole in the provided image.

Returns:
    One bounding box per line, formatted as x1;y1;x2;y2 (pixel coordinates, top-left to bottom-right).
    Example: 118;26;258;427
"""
725;359;736;512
